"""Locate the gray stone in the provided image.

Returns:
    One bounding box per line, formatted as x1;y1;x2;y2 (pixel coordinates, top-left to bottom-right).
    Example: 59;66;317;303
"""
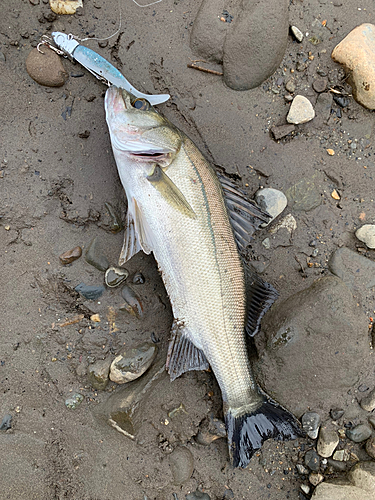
312;483;373;500
285;79;296;93
305;449;320;471
26;46;68;87
348;461;375;493
329;247;375;296
169;446;194;485
330;408;344;420
75;283;105;301
253;277;370;416
312;77;328;93
186;490;211;500
317;425;339;457
369;416;375;428
291;26;303;42
262;238;270;249
85;237;110;272
365;436;375;459
360;386;375;412
296;464;309;475
332;449;350;462
110;343;157;384
120;285;144;319
286;175;321;211
356;224;375;249
271;124;296;140
327;458;348;471
65;393;84;409
313;92;333;128
88;358;112;390
195;414;226;445
287;95;315;124
0;414;12;431
302;412;321;439
346;424;372;443
255;188;288;226
104;267;128;288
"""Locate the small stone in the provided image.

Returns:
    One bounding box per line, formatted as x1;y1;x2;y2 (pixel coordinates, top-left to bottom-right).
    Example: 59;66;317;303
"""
105;267;128;288
169;446;194;485
104;202;123;233
88;358;112;390
285;79;296;93
355;225;375;249
331;24;375;110
49;0;83;15
59;246;82;265
195;414;227;445
312;483;372;500
365;436;375;459
271;124;296;140
317;426;339;457
287;95;315;124
186;490;211;500
333;94;350;108
262;238;270;249
120;285;144;319
65;393;84;409
78;130;90;139
109;343;157;384
291;26;304;42
90;314;100;322
75;283;105;301
304;449;320;471
255;188;288;226
26;47;68;87
348;461;375;493
269;213;297;234
331;189;340;200
333;449;350;461
132;272;145;284
296;464;309;475
368;416;375;429
309;473;324;486
302;411;321;439
85;237;110;271
346;424;372;443
312;77;328;93
330;408;344;420
327;458;348;471
301;484;310;495
0;414;12;431
327;149;335;156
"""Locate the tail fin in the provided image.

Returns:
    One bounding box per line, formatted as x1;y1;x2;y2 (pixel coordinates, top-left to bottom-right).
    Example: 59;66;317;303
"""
225;397;303;468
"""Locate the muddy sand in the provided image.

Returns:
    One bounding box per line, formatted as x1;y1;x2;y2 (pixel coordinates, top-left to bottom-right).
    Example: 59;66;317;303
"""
1;1;375;499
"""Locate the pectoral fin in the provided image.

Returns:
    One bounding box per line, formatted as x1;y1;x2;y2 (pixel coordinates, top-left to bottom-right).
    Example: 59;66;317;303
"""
147;165;196;219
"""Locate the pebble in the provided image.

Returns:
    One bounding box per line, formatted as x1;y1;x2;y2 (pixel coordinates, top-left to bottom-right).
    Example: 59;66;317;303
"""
104;202;123;233
104;267;128;288
355;224;375;249
326;148;335;156
287;95;315;124
309;473;324;486
331;24;375;110
327;458;347;471
85;237;110;272
332;94;350;108
50;0;83;15
120;285;144;319
360;387;375;411
296;464;309;475
300;484;310;495
312;483;373;500
332;449;350;461
312;77;328;93
365;436;375;459
109;343;157;384
330;408;344;420
255;188;288;226
195;414;227;445
368;416;375;429
304;450;320;471
346;424;372;443
169;446;194;485
331;189;340;200
317;425;339;457
88;358;112;390
186;490;211;500
270;124;296;140
286;175;321;211
132;272;145;284
65;393;84;409
291;26;304;43
0;414;12;431
75;283;105;301
262;238;271;249
348;461;375;493
302;412;321;439
26;47;68;87
285;79;296;93
59;246;82;265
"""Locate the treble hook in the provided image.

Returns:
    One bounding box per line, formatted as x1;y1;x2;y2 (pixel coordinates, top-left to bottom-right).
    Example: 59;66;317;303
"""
37;35;66;56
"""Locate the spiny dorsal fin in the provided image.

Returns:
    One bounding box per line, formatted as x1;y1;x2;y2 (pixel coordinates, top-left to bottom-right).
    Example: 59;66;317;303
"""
244;263;279;337
166;321;209;381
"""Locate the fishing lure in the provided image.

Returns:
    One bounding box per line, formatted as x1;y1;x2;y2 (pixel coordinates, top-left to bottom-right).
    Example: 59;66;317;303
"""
40;32;170;106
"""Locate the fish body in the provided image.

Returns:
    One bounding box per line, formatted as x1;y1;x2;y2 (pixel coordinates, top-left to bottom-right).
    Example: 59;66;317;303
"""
105;86;302;467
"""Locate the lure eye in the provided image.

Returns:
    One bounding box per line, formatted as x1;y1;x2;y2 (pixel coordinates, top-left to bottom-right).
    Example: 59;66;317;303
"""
132;98;150;111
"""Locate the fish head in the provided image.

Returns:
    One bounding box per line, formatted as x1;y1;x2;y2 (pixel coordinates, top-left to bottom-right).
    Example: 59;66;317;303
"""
105;86;181;168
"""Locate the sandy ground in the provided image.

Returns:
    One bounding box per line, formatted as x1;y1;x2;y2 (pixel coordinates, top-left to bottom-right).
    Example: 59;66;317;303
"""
1;1;375;499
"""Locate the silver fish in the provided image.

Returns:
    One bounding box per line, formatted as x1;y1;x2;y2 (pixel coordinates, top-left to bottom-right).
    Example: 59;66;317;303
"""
104;86;302;467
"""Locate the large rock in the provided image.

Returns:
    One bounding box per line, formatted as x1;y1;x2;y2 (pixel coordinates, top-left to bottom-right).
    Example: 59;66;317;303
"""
253;276;370;416
312;483;373;500
331;24;375;110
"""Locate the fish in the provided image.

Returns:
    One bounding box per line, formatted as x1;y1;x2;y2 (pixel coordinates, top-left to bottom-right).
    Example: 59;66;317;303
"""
104;86;302;468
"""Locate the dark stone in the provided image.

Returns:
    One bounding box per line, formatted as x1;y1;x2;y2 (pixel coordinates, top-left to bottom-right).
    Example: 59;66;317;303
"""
78;130;90;139
75;283;105;300
0;414;12;431
302;412;321;439
105;267;128;288
304;449;320;471
333;94;350;108
59;246;82;265
330;408;344;420
120;285;144;319
104;202;123;233
346;424;372;443
186;491;211;500
271;124;296;140
327;458;347;471
85;237;110;272
132;272;145;284
312;77;328;93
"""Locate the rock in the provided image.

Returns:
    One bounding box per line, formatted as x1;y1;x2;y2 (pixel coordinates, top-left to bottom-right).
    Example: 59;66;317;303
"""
291;26;303;42
49;0;83;15
285;175;321;211
186;491;211;500
309;473;324;486
346;424;372;443
331;24;375;110
85;237;110;272
327;458;348;471
287;95;315;124
305;449;320;472
59;246;82;265
269;213;297;234
312;77;328;93
355;225;375;249
132;272;145;284
0;414;12;431
333;94;350;107
169;446;194;485
195;413;227;445
262;237;270;249
365;436;375;459
65;393;84;409
360;387;375;412
348;461;375;493
302;412;321;439
75;283;105;301
253;276;370;416
104;202;123;233
317;425;339;457
223;0;289;90
88;358;112;390
296;464;309;475
120;285;144;319
332;449;350;462
313;92;333;128
109;343;157;384
285;79;296;93
104;267;128;288
255;188;288;226
270;124;296;140
369;416;375;429
301;484;310;495
312;483;373;500
26;46;68;87
330;408;344;420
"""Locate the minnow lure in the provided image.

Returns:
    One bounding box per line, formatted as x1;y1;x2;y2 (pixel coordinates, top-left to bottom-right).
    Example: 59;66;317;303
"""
42;32;170;106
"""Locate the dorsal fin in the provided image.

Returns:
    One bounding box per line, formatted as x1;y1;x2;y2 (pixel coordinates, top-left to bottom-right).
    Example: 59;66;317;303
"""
244;263;279;337
217;174;270;252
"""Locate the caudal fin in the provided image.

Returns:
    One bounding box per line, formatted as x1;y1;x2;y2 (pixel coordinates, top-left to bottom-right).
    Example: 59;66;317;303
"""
225;397;303;468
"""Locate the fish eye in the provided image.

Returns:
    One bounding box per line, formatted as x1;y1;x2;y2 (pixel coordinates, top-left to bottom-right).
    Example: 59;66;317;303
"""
132;98;150;111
